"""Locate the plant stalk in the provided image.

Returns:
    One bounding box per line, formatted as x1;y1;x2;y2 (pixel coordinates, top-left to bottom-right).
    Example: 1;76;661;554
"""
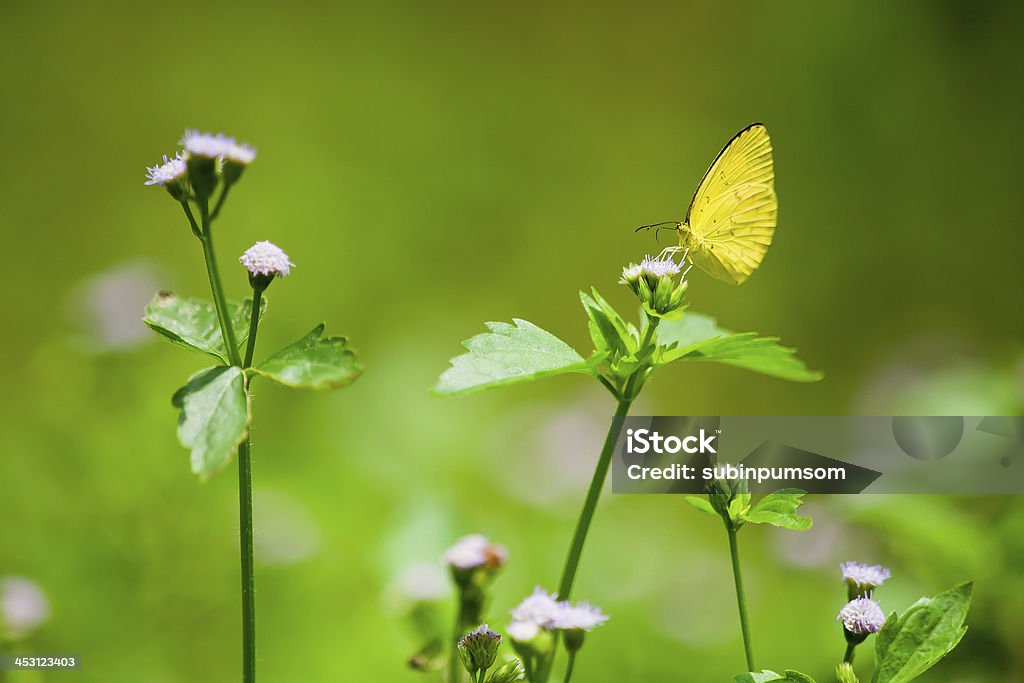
727;523;756;672
562;652;577;683
195;196;256;683
244;288;263;367
844;643;856;664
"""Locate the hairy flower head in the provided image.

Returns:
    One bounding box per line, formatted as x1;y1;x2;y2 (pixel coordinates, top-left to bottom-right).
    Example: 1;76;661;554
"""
837;595;886;635
457;623;502;674
181;130;237;159
841;562;891;595
553;600;608;631
444;534;508;572
144;152;187;187
240;241;294;278
510;587;561;628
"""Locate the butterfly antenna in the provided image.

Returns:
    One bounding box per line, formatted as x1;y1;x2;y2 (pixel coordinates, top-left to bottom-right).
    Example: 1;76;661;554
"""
634;221;679;233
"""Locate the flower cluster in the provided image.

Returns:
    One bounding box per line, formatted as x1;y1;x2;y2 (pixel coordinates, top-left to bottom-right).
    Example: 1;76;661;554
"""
508;587;608;656
145;129;257;204
457;623;502;676
620;253;690;318
836;561;890;649
445;534;509;574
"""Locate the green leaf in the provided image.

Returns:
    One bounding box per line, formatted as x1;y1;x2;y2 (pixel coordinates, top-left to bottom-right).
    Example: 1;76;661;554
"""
735;671;816;683
172;366;250;479
432;318;594;396
872;582;973;683
579;288;634;358
743;489;813;530
144;291;266;363
683;495;718;517
655;312;822;383
252;324;362;390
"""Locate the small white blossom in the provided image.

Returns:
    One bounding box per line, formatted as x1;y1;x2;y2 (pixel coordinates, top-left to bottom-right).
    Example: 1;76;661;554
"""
239;241;294;278
144;152;187;186
510;587;561;628
553;600;608;631
619;263;644;283
1;576;50;638
506;620;540;642
227;142;257;165
840;562;891;591
181;129;237;159
640;254;683;278
444;534;508;571
837;596;886;635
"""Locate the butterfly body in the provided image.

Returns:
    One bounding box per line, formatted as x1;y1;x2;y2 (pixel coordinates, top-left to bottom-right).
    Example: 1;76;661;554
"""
645;123;777;285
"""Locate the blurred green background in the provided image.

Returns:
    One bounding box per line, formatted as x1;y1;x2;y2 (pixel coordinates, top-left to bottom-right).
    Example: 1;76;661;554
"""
2;1;1023;681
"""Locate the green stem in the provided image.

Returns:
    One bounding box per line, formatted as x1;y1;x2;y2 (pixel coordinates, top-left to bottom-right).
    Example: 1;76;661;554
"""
556;396;633;600
562;652;577;683
198;200;241;367
243;288;263;367
238;439;256;683
211;182;232;221
727;523;755;672
844;643;856;664
194;196;254;683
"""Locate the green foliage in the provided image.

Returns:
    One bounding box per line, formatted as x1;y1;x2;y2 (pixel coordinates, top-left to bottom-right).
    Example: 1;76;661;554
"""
172;366;250;479
683;495;718;517
252;324;362;390
144;291;266;364
742;489;813;530
872;583;973;683
655;312;822;382
736;670;816;683
432;319;594;396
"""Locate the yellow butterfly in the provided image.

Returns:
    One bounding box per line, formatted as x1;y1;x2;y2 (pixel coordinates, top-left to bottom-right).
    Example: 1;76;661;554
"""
638;123;777;285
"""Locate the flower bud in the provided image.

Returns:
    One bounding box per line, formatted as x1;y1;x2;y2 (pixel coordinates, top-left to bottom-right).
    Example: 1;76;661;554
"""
487;659;526;682
240;241;294;291
181;130;235;199
223;142;257;185
553;600;608;652
457;624;501;675
620;254;689;319
835;662;860;683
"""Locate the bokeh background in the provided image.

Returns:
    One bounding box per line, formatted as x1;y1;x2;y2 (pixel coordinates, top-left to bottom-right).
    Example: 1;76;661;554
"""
2;1;1023;681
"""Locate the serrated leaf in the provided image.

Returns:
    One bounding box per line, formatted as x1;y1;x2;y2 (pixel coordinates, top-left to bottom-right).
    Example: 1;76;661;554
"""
172;366;250;479
743;489;813;530
432;318;594;396
783;670;816;683
872;582;973;683
144;291;266;363
683;495;718;517
252;324;362;390
656;312;822;383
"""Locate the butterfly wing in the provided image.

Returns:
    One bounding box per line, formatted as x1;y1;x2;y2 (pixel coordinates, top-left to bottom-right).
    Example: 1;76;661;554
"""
683;123;777;284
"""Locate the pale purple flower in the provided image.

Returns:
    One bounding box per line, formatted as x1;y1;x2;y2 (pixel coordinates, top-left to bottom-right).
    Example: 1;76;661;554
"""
640;254;683;278
841;562;891;592
1;576;50;638
144;152;187;186
239;241;294;278
553;600;609;631
443;534;508;572
510;587;561;628
181;129;237;159
227;142;257;165
837;596;886;635
506;620;540;642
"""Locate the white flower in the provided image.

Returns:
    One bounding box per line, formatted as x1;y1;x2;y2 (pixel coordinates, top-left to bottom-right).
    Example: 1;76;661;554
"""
144;152;187;186
619;263;644;283
239;241;294;278
227;142;257;165
640;254;683;278
553;600;608;631
506;620;540;642
444;534;508;571
837;596;886;635
510;587;561;628
1;576;50;638
840;562;891;591
181;129;237;159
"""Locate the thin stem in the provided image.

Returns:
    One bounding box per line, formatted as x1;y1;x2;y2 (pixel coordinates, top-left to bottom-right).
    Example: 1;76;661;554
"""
562;652;577;683
727;523;755;672
211;182;232;221
844;643;856;664
198;200;241;366
243;288;263;367
180;200;202;238
238;439;256;683
448;595;464;683
556;396;633;600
